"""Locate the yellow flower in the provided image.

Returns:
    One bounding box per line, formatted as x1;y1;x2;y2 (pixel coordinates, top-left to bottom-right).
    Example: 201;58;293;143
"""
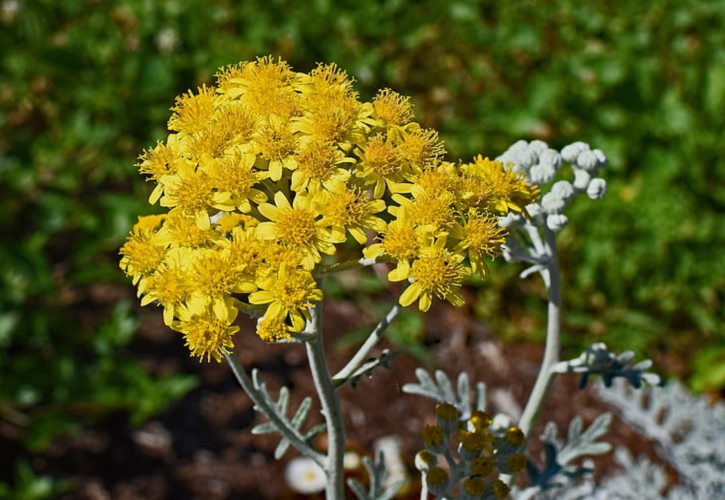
461;156;538;213
137;135;189;203
202;151;267;212
357;134;406;198
395;124;445;171
319;180;387;244
159;162;235;229
451;210;506;275
140;247;193;326
255;192;337;270
249;265;323;331
176;301;239;362
186;248;256;321
186;102;258;160
252;116;299;181
289;139;353;193
372;88;413;126
389;191;457;234
222;56;301;120
294;64;363;145
393;236;470;312
167;84;216;135
119;215;167;286
156;211;220;248
256;315;292;343
363;213;431;281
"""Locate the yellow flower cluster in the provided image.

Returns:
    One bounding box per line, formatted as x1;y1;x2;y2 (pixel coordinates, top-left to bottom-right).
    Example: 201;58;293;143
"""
120;57;537;361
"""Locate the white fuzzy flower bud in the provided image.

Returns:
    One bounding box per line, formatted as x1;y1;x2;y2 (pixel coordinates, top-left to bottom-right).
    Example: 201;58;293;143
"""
541;192;565;213
514;148;537;169
561;141;589;163
546;214;568;232
551;180;574;200
509;139;529;152
528;163;556;184
592;148;608;167
539;148;562;170
525;203;542;218
576;149;600;172
587;178;607;199
573;168;591;190
528;139;548;155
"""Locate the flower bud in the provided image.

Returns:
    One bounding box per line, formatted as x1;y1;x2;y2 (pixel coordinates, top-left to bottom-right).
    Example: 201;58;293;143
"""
528;139;548;156
573;168;591;190
435;402;460;434
541;192;565;214
587;178;607;199
546;214;568;232
414;450;437;472
592;148;608;167
551;180;574;200
538;148;562;169
421;424;447;453
561;141;589;163
425;466;450;496
524;203;542;218
576;149;600;172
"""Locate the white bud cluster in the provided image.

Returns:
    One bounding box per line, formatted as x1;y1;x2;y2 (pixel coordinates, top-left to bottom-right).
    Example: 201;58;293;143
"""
498;140;608;233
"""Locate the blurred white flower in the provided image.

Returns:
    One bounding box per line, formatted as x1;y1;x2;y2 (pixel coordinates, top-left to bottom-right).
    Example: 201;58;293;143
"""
285;457;326;494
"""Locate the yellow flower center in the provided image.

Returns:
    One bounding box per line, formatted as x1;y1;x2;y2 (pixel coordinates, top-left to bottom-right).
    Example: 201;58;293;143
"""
181;315;237;362
373;88;413;126
470;456;494;477
276;208;319;249
410;249;465;297
255;121;297;161
326;188;371;227
463;477;486;496
256;317;291;343
296;140;340;180
381;224;419;261
120;234;166;276
149;266;190;306
363;135;403;177
271;270;316;308
189;250;236;297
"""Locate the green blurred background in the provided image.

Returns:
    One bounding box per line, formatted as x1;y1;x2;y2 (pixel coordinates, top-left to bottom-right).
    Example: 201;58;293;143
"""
1;0;723;494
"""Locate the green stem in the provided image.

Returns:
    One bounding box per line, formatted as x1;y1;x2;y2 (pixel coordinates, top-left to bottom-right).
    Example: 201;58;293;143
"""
305;303;346;499
518;226;561;438
225;353;325;466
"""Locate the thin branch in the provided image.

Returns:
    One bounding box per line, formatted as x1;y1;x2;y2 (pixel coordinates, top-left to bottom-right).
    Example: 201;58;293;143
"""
332;300;402;386
225;353;325;466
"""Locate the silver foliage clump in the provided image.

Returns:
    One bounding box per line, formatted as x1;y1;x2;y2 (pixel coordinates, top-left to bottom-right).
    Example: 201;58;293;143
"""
514;414;613;500
594;380;725;499
553;343;662;389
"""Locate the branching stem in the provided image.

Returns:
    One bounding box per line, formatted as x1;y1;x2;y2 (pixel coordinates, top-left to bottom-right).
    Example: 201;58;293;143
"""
518;226;562;438
332;300;402;386
224;353;325;466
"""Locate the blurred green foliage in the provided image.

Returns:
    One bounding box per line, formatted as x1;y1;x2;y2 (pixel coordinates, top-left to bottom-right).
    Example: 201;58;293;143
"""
1;0;722;481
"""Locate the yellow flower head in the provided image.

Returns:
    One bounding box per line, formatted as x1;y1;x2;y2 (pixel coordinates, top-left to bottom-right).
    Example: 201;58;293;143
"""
176;302;240;362
372;88;413;126
396;236;470;312
249;265;323;331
